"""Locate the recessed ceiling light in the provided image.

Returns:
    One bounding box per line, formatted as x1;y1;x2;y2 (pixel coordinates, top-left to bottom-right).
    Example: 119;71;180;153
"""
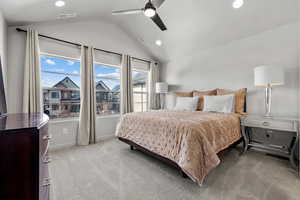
55;0;65;7
155;40;162;46
58;13;77;19
232;0;244;9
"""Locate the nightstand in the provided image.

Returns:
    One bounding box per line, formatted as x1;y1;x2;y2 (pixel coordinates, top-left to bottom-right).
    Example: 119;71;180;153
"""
240;115;299;172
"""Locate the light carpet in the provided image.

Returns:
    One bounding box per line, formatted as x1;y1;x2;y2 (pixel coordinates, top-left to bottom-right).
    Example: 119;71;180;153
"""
49;138;300;200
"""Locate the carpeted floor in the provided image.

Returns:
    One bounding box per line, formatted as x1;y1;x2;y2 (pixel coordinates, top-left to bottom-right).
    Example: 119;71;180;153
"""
49;138;300;200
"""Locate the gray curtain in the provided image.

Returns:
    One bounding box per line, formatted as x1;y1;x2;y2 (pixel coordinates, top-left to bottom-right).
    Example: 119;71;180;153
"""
148;62;160;110
78;46;96;145
22;29;42;113
121;55;133;114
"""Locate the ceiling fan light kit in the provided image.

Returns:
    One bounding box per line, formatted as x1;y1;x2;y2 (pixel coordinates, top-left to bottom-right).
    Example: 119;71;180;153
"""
144;2;156;17
112;0;167;31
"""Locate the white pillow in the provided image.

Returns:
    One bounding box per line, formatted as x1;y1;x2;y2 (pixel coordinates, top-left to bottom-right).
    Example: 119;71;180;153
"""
203;95;235;113
173;96;199;111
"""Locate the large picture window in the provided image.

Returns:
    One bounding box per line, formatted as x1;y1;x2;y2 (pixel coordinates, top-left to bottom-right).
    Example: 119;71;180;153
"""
132;70;149;112
41;53;149;119
41;54;80;119
94;63;120;115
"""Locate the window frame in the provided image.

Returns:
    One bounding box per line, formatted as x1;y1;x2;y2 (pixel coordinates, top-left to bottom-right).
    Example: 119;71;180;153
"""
94;61;121;116
40;52;81;120
132;68;150;112
40;52;151;120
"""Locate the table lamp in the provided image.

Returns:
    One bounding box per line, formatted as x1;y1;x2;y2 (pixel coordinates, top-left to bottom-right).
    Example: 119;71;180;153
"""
254;66;284;117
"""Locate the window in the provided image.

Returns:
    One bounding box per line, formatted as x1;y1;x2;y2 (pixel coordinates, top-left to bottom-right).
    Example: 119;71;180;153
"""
51;91;59;99
52;104;59;111
94;63;120;116
41;54;80;119
132;70;149;112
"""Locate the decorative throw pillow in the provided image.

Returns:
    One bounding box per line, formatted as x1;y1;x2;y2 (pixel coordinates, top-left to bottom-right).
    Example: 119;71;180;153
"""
173;96;199;111
175;91;193;97
217;88;247;114
193;89;217;111
203;95;235;113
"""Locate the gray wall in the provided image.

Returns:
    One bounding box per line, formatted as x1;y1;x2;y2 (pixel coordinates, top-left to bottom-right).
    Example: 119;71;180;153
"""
6;19;153;149
161;22;299;117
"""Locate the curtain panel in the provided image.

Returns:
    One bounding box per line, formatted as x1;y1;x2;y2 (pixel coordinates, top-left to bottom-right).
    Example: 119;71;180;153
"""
120;55;134;114
148;62;160;110
78;46;97;145
22;29;42;113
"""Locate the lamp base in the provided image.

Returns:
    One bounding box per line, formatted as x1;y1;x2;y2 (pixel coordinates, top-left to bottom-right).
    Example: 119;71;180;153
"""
264;85;272;118
264;114;273;118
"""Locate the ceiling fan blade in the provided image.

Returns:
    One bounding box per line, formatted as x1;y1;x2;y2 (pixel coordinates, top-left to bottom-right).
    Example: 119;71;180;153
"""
112;9;143;15
151;13;167;31
152;0;166;8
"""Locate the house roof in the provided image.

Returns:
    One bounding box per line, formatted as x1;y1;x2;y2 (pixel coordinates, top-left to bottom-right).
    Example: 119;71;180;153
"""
96;80;110;92
53;77;79;89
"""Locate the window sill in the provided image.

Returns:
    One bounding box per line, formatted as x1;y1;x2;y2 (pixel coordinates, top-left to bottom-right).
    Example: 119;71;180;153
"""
49;114;120;124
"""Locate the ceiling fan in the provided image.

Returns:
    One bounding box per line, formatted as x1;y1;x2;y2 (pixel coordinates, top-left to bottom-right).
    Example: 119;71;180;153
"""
112;0;167;31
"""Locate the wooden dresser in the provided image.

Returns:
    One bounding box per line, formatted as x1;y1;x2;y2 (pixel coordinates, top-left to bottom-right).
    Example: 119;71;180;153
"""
0;113;50;200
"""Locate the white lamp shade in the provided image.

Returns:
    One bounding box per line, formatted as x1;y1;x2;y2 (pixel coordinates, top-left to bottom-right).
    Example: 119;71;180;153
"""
156;82;168;93
254;66;284;86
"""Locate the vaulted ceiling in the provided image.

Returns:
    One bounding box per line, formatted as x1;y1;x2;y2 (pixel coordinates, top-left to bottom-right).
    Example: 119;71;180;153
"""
0;0;299;62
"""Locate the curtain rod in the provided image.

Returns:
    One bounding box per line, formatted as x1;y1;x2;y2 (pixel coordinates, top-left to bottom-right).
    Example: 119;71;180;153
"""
16;28;152;64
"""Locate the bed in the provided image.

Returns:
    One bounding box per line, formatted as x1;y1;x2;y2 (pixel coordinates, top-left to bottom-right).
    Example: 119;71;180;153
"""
116;110;243;185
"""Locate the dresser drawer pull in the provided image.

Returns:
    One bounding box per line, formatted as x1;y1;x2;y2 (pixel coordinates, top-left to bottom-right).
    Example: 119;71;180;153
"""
42;178;51;187
262;122;270;126
43;135;52;140
43;157;52;164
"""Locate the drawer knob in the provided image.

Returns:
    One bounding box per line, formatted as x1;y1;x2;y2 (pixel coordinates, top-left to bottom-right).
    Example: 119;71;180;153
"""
43;135;52;140
43;156;52;164
42;178;51;187
262;122;270;126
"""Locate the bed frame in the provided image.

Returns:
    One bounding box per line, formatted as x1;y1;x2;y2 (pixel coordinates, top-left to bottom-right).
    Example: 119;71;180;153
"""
119;137;243;178
118;93;247;179
118;137;188;177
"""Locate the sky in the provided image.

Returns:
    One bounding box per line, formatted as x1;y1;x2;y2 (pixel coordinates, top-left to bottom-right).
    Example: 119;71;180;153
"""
41;55;147;90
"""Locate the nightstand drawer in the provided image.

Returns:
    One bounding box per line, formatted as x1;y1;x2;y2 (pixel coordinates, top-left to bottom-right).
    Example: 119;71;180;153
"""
249;127;295;150
243;118;295;131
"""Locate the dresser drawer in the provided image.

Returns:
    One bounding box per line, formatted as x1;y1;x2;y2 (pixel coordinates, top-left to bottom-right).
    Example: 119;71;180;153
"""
249;127;295;150
40;184;50;200
244;118;296;131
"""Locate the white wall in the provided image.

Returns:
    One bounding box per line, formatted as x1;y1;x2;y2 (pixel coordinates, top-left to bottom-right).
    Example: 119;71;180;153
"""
0;10;7;97
49;115;120;150
6;19;153;150
161;22;299;117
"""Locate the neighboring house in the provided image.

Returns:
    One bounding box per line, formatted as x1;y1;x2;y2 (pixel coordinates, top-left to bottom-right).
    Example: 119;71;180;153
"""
43;77;80;118
43;77;120;118
95;80;120;115
111;72;148;112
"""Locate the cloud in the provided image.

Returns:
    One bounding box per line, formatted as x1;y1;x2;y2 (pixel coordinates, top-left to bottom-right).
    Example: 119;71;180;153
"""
42;77;57;87
96;72;120;80
72;70;79;75
46;59;56;65
53;68;65;73
67;60;75;65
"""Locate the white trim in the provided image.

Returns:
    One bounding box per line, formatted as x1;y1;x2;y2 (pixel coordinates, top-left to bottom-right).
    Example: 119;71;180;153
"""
94;61;120;69
49;114;120;124
41;52;80;62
